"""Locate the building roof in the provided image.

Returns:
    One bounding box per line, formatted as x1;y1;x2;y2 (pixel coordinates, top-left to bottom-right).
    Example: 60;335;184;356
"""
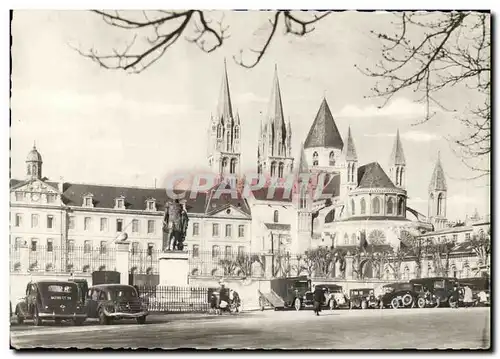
356;162;396;189
304;98;344;150
205;182;251;215
429;152;447;192
344;126;357;161
390;129;406;165
340;215;411;222
26;144;43;162
216;59;233;121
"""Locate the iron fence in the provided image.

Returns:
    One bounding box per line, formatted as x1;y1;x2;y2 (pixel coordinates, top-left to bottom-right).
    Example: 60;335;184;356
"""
137;285;210;313
129;248;161;275
10;245;20;272
187;250;266;278
21;245;117;273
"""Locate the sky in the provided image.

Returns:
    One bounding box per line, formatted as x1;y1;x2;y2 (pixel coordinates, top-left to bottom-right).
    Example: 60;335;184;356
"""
10;10;491;221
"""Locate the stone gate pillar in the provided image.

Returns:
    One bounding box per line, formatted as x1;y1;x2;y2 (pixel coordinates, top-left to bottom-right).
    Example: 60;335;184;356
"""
19;240;29;273
345;254;354;280
115;240;130;285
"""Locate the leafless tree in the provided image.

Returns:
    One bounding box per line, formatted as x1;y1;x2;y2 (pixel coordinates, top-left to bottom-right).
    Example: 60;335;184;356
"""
427;236;457;276
76;10;331;73
358;12;490;176
400;230;427;278
470;226;490;273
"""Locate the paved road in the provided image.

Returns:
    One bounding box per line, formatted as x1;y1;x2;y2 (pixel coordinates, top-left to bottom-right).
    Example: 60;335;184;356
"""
10;307;490;350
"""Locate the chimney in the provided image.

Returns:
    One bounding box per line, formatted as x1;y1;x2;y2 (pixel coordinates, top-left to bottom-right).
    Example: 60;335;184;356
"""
58;177;64;193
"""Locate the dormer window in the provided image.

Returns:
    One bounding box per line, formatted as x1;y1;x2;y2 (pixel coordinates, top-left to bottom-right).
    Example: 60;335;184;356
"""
82;193;94;208
146;198;156;211
115;196;125;209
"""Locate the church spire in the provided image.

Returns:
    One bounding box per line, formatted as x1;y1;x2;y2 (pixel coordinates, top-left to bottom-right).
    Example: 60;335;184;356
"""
267;64;285;129
298;143;309;174
390;129;406;165
344;126;358;161
429;151;447;192
216;58;233;121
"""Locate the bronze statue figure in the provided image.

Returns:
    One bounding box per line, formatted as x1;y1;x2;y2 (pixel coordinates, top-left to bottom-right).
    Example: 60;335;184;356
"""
162;199;189;251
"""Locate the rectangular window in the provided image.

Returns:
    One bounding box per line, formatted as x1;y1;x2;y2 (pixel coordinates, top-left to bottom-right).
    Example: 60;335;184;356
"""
147;243;154;256
46;194;56;203
68;239;75;252
84;197;92;207
84;217;91;231
132;219;139;233
84;240;91;254
47;239;53;252
100;218;108;232
212;245;220;258
192;245;199;258
192;223;200;236
100;241;107;254
15;237;22;250
225;246;232;258
116;219;123;232
225;224;232;238
238;246;245;256
15;214;22;227
453;234;458;241
116;199;124;209
31;214;39;228
238;225;245;238
147;220;155;234
47;215;54;229
15;192;23;201
212;223;219;237
465;233;471;241
31;239;37;252
69;216;75;230
132;242;139;255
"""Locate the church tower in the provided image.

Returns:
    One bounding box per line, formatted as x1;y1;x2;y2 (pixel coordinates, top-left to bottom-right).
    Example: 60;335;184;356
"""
26;143;42;180
340;126;358;197
389;129;406;189
207;59;241;182
257;65;294;181
428;152;447;230
291;144;313;253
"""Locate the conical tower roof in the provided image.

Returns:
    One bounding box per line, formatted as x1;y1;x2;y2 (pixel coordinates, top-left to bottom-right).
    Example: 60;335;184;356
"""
390;129;406;165
267;65;286;129
216;59;233;121
429;152;447;191
304;98;344;150
298;143;309;174
344;126;357;161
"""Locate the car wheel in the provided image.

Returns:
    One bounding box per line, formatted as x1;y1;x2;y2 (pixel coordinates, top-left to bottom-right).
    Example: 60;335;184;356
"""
361;300;368;310
329;300;335;310
98;308;110;325
402;294;413;307
73;318;85;326
294;298;301;311
136;316;146;325
391;298;399;309
417;297;426;309
33;307;42;326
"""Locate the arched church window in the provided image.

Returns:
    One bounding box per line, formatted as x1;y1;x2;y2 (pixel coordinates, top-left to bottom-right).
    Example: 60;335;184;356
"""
221;157;228;173
257;164;262;175
387;198;394;215
329;151;335;166
395;168;400;186
230;158;237;174
372;197;381;214
399;167;404;186
398;198;404;215
437;193;444;216
344;233;349;245
273;210;279;223
226;132;231;151
351;233;356;245
234;126;239;140
278;162;284;178
217;125;222;138
360;198;366;215
270;162;277;177
351;199;355;215
313;152;319;167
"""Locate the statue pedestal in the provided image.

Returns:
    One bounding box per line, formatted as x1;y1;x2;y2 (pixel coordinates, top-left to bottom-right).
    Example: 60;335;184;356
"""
158;251;189;287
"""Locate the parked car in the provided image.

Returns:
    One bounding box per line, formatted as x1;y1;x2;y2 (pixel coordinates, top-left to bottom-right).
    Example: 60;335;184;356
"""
85;284;148;325
409;277;459;307
15;280;87;326
380;282;427;309
349;288;379;309
258;276;312;311
303;284;344;309
461;276;490;307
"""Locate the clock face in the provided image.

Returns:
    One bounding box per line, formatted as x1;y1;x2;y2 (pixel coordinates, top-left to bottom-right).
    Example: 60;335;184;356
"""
31;193;40;202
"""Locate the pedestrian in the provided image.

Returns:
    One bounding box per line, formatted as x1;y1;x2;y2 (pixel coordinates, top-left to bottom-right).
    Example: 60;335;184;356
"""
463;285;473;308
218;280;230;314
313;285;324;316
450;285;460;308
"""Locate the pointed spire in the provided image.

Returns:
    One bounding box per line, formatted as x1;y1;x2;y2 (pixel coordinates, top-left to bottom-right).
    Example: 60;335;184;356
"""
390;129;406;166
216;58;233;120
304;98;344;150
344;126;358;161
267;64;285;128
298;143;309;174
429;151;447;192
33;141;36;150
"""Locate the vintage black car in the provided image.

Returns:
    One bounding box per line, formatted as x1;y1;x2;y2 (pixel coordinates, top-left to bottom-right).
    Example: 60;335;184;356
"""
303;284;349;310
380;282;427;309
15;280;87;326
349;288;379;309
409;277;459;307
259;276;312;311
86;284;148;325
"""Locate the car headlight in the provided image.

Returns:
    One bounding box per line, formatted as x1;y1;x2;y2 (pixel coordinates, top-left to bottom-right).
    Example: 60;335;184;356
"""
45;306;49;309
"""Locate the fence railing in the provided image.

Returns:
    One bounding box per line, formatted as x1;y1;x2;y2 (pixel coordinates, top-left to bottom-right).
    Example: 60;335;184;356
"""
11;245;117;273
129;248;161;275
137;285;210;313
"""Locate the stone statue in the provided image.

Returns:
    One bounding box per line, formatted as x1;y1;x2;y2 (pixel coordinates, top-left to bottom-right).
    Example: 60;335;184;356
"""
162;199;189;251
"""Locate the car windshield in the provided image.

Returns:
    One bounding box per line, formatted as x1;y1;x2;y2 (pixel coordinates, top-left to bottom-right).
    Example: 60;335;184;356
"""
109;287;138;299
294;281;309;290
434;280;445;289
397;283;413;291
